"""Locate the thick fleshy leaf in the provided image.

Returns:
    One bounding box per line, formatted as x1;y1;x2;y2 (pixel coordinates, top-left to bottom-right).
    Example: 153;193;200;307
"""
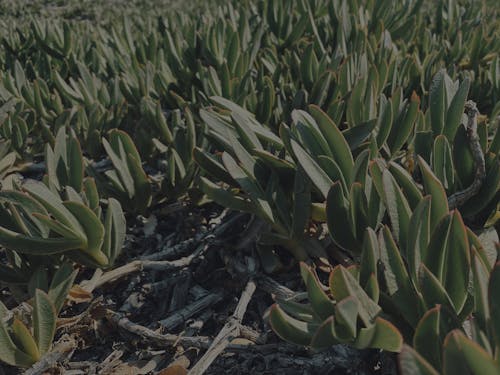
461;154;500;217
422;210;470;312
11;319;39;361
33;289;57;355
64;201;107;265
472;250;491;328
443;331;499;375
308;105;354;181
429;70;446;135
23;181;83;235
432;135;455;191
326;182;358;252
442;211;470;313
300;263;335;320
0;301;35;367
388;162;423;210
417;157;449;228
388;92;420;154
366;317;403;352
333;296;359;341
348;182;368;240
382;169;412;246
193;147;234;185
406;197;432;279
222;152;274;223
310;316;338;348
291;170;311;240
379;226;421;326
443;77;470;142
419;264;454;312
359;228;378;288
0;226;84;254
488;262;500;348
102;198;126;266
291;139;332;199
329;265;381;326
376;98;393;148
199;177;255;213
413;308;440;367
399;345;440;375
48;263;77;314
269;305;314;346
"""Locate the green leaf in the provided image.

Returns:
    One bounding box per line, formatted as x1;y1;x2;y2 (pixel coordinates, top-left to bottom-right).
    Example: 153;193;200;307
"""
365;317;403;352
379;226;421;326
199;177;255;213
359;228;379;289
349;183;368;240
33;289;57;355
193;147;235;185
23;181;83;236
388;162;423;210
443;77;470;142
68;131;84;192
102;198;126;266
102;137;135;197
376;98;393;148
453;125;475;187
429;69;446;135
461;154;500;217
417;157;449;228
432;135;455;191
329;265;381;326
388;92;420;154
443;211;470;313
326;182;358;252
399;345;440;375
310;316;338;348
407;197;432;280
382;169;412;246
48;263;77;314
413;306;443;369
0;225;84;254
291;169;311;239
443;331;499;375
291;139;333;199
300;263;335;320
334;296;359;341
343;119;377;151
419;264;454;312
308;105;354;182
11;318;39;362
488;262;500;348
0;303;35;367
221;152;274;223
269;305;313;346
63;201;107;266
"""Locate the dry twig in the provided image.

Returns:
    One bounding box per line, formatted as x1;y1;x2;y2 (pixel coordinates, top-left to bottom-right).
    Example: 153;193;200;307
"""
448;100;486;210
188;279;256;375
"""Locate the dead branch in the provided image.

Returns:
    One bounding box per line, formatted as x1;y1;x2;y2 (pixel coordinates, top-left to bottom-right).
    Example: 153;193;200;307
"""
188;279;256;375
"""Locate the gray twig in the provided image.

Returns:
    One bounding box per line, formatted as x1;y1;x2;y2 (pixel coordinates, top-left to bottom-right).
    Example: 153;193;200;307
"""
448;100;486;210
106;309;264;351
188;279;256;375
160;290;224;330
23;336;77;375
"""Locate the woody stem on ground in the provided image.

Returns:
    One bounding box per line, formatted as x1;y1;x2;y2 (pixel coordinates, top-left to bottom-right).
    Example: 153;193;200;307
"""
187;279;257;375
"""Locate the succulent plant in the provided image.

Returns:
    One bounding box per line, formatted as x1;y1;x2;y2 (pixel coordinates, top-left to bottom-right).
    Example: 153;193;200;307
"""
0;180;125;268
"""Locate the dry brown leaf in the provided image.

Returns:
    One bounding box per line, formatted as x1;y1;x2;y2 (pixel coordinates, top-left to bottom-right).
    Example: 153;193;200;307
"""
68;285;93;303
230;338;254;346
157;365;188;375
